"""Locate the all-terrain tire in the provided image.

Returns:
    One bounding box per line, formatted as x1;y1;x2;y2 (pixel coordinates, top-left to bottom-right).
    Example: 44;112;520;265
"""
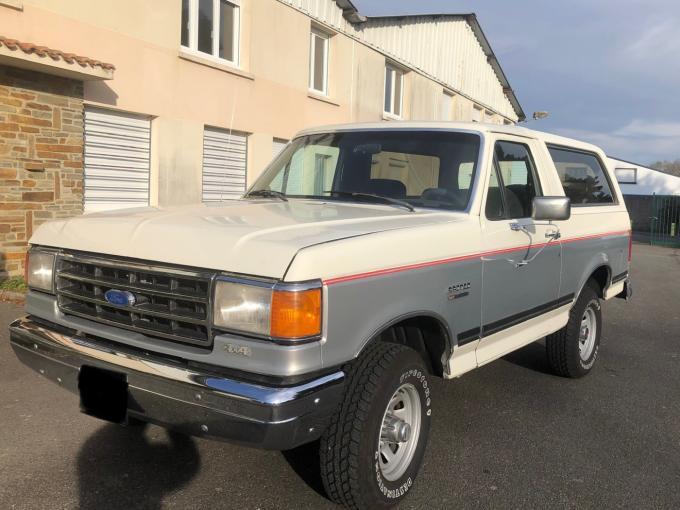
319;342;432;509
546;283;602;378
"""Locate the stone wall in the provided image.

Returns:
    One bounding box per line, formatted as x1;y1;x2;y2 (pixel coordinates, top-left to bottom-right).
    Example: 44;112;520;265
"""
0;65;83;278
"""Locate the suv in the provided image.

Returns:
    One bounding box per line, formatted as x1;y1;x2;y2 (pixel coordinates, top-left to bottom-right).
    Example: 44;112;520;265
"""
10;122;631;509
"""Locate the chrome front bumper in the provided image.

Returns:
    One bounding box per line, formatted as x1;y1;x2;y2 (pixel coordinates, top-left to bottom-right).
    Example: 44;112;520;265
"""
9;316;344;450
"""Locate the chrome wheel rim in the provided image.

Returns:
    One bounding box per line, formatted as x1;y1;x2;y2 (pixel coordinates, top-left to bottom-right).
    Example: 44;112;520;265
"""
378;383;421;482
579;306;597;361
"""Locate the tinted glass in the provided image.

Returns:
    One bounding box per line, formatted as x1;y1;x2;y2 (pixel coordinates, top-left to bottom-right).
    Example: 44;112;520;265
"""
219;0;236;61
252;131;481;211
548;146;614;205
181;0;190;47
198;0;213;54
370;152;440;196
485;166;504;219
497;141;540;218
486;141;541;219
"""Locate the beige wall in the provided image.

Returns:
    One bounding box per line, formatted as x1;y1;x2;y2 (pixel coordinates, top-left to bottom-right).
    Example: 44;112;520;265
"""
1;0;515;206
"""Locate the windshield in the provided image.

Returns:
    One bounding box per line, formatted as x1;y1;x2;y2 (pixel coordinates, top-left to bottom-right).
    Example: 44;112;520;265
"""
249;130;481;211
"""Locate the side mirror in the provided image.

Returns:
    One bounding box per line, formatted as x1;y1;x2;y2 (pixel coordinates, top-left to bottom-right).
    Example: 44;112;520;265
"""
532;196;571;221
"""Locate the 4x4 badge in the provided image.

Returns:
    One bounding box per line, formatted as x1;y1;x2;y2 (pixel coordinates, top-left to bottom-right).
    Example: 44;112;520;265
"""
224;344;252;357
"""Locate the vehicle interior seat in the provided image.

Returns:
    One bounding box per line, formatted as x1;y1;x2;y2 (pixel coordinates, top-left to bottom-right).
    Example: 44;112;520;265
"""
366;178;407;198
505;184;532;217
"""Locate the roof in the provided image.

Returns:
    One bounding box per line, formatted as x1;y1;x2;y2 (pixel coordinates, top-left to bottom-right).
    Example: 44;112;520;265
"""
0;36;114;80
332;3;524;121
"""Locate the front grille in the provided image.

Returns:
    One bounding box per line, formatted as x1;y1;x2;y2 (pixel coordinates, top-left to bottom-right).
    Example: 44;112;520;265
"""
55;253;214;347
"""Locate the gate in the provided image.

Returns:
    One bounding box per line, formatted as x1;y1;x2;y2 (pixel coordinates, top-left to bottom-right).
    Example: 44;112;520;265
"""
650;194;680;247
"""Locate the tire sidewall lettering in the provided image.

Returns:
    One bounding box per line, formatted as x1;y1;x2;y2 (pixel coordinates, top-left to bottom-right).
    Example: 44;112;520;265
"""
373;365;431;502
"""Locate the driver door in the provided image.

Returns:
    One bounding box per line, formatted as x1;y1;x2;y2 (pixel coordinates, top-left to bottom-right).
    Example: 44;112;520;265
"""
476;137;561;364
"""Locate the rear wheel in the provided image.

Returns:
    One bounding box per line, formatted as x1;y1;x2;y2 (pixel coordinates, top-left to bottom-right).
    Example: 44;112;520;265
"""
319;343;431;509
546;284;602;378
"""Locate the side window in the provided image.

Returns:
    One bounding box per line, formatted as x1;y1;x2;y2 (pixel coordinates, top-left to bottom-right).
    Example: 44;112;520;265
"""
485;141;541;220
485;165;505;220
547;146;614;205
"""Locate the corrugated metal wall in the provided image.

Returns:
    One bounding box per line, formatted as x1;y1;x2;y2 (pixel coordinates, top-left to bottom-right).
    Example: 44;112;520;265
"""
279;0;351;33
277;1;517;120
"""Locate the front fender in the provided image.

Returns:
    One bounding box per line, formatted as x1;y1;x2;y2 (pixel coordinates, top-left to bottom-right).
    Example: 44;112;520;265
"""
320;257;482;371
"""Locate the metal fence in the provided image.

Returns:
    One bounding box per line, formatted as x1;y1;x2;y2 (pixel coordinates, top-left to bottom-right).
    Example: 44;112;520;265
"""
650;195;680;247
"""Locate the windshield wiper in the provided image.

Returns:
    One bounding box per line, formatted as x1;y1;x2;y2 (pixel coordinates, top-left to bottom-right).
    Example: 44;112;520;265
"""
326;191;415;212
246;189;288;201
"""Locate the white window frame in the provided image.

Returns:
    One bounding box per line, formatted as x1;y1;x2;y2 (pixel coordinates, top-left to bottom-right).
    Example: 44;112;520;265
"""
309;29;330;95
384;64;404;119
181;0;240;66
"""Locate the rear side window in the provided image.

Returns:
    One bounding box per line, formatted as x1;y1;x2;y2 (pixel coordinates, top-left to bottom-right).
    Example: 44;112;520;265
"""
547;146;615;205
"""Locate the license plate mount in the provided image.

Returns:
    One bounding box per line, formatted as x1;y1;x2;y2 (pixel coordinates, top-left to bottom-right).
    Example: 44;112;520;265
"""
78;365;128;424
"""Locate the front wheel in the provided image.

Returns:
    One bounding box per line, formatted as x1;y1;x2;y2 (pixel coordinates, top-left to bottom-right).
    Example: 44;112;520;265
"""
546;284;602;378
320;342;432;509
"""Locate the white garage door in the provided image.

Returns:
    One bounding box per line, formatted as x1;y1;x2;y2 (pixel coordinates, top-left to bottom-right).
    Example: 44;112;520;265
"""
272;138;288;159
84;107;151;213
202;127;248;202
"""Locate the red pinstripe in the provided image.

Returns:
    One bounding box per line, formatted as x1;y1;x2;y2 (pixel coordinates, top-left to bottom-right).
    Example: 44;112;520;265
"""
322;229;631;286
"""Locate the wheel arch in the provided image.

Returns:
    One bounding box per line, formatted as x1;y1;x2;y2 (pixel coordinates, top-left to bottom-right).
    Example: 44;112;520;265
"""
574;264;611;303
355;311;454;378
586;265;611;299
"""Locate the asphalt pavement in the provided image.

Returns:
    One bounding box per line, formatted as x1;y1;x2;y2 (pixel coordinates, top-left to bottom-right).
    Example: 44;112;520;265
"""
1;243;679;509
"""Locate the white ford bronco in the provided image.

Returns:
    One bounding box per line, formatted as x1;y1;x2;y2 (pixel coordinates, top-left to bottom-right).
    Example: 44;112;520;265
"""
11;122;632;509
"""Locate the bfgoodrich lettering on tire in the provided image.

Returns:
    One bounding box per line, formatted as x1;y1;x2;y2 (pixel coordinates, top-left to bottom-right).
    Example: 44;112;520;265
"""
546;283;602;378
319;342;431;509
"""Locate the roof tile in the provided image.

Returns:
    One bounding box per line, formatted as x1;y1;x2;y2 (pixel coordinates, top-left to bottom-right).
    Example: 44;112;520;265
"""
0;36;115;71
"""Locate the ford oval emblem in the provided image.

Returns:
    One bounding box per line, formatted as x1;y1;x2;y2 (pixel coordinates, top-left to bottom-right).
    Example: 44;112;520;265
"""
104;289;136;307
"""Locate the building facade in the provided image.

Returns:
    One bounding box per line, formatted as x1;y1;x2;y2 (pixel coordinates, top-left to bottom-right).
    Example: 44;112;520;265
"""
0;0;523;278
609;157;680;233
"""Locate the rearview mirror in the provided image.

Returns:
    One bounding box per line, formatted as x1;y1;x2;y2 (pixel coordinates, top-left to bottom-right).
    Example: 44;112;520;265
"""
532;196;571;221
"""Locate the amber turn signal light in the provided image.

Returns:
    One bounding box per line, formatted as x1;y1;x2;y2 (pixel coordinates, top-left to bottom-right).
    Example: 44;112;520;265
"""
270;288;322;339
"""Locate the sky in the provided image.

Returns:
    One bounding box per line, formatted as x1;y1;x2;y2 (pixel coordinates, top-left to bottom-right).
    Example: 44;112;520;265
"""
356;0;680;165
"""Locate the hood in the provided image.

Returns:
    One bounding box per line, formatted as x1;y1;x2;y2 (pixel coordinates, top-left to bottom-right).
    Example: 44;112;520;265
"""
30;199;463;278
